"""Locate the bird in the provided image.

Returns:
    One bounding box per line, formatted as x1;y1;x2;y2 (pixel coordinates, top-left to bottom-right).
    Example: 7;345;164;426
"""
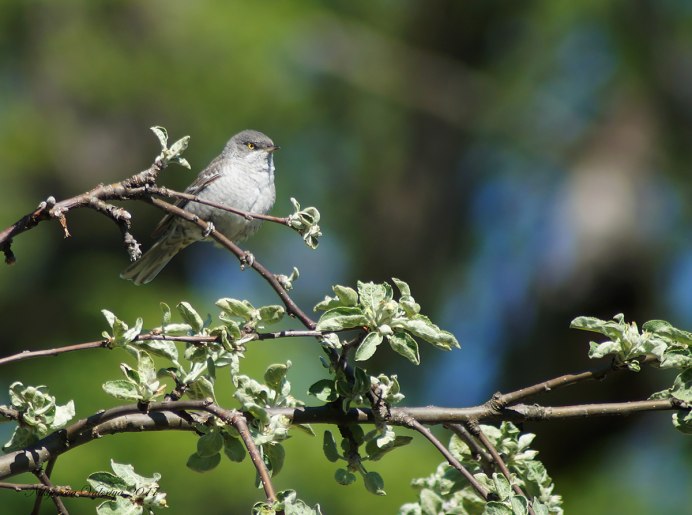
121;129;278;285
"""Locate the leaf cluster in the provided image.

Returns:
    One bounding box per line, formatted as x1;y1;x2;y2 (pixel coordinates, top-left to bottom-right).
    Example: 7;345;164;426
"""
400;422;563;515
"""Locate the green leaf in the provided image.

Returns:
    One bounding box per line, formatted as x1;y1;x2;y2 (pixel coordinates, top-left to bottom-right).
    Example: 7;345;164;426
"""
492;473;512;500
357;281;392;315
419;489;444;514
316;306;368;332
177;302;204;333
161;302;172;326
151;126;168;149
197;431;224;457
387;331;420;364
258;305;285;326
264;363;289;391
102;380;141;401
391;277;411;297
395;315;460;350
484;501;514;515
333;285;358;307
670;369;692;402
96;496;143;515
355;332;383;361
335;468;356;486
363;471;386;496
169;135;190;158
366;435;413;461
216;298;255;321
323;431;340;462
87;471;129;493
138;339;179;364
223;434;247;462
672;409;692;434
265;443;285;476
186;451;221;472
308;379;337;402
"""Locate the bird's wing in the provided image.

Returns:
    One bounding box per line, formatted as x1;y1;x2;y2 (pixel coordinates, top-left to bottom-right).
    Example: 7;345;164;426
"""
151;155;225;238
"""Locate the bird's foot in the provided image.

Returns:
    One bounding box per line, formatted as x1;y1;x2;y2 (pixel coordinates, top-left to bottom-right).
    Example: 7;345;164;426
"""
203;221;215;238
240;251;255;270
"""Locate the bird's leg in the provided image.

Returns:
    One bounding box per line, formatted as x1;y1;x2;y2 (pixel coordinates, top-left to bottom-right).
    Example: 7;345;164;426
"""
202;221;216;238
240;251;255;270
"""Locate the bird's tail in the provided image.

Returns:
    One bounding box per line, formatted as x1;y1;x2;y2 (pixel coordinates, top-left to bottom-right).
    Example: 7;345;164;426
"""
120;236;189;285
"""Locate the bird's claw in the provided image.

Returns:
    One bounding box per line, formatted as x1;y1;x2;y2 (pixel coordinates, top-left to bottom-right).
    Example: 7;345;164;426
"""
240;251;255;270
203;221;215;238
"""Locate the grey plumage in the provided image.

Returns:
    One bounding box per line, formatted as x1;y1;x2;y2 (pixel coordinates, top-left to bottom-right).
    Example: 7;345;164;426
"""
121;129;278;285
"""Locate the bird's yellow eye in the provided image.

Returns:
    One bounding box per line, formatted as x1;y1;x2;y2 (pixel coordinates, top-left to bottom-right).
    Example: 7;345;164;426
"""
246;142;256;150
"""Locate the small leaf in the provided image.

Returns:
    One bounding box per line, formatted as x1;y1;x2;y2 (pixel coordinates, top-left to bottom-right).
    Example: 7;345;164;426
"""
150;126;169;149
363;471;386;496
333;285;358;307
102;380;141;401
323;431;340;462
197;431;224;457
387;331;420;365
355;332;383;361
168;135;190;158
316;306;368;332
309;379;337;402
216;298;255;321
177;302;204;333
258;305;285;326
391;277;411;297
335;468;356;485
161;302;172;326
264;443;285;476
186;451;221;472
264;363;289;392
223;435;247;462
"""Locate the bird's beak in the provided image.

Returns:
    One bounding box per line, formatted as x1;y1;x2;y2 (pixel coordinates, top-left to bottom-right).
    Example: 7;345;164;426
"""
267;145;280;153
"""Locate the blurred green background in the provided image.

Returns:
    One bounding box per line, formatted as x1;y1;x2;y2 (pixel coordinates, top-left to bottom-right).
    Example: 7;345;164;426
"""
1;1;691;513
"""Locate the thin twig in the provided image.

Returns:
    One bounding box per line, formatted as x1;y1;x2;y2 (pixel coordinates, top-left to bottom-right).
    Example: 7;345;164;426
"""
465;420;534;514
0;163;163;262
401;416;490;501
33;468;69;515
0;330;326;367
149;186;290;225
493;355;658;407
0;340;109;366
0;481;114;499
444;423;494;475
30;457;60;515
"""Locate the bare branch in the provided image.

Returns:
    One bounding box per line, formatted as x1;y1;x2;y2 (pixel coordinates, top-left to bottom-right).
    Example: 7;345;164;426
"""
32;468;69;515
399;415;490;501
149;186;290;225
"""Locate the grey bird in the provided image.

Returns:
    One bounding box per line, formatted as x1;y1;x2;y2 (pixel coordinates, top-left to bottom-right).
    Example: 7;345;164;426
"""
121;129;278;285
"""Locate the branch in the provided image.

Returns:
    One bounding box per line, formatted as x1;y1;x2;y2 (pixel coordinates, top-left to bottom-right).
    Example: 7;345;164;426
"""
464;420;534;513
1;399;685;480
149;186;290;225
32;468;68;515
400;415;490;501
0;340;108;366
0;163;163;263
0;329;326;367
145;197;316;329
210;408;277;504
493;355;658;407
0;481;113;500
